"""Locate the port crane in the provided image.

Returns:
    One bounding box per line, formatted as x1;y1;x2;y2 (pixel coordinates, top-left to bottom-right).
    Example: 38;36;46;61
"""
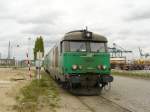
108;43;132;57
138;48;150;58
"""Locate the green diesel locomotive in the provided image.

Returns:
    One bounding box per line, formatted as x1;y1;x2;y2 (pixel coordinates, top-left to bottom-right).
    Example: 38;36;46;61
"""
44;29;113;95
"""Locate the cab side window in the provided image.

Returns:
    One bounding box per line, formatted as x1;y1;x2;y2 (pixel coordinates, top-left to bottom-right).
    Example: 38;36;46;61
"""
61;41;69;53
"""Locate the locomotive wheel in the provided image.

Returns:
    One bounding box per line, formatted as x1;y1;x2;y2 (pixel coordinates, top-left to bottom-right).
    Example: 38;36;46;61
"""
62;82;67;89
96;87;103;95
62;81;72;90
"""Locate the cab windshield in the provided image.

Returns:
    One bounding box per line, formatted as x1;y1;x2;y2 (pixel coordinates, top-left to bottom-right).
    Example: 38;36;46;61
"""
70;42;86;52
90;42;106;52
69;41;107;52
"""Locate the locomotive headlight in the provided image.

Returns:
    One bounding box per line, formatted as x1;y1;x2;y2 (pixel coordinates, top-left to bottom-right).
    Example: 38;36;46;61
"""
85;32;92;39
97;65;107;70
97;65;102;70
103;65;107;70
72;65;78;70
86;32;91;37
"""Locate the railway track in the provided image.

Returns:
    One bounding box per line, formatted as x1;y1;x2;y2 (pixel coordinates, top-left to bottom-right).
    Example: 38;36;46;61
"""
46;72;133;112
76;96;96;112
100;96;133;112
76;95;133;112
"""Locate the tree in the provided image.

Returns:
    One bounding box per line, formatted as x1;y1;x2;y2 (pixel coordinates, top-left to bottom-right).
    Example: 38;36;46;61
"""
34;36;44;60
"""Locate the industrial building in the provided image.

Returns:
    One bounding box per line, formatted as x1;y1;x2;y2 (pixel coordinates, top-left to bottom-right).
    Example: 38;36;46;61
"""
0;59;15;67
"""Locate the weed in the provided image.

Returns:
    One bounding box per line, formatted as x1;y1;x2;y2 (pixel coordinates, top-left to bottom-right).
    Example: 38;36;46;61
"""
15;71;59;112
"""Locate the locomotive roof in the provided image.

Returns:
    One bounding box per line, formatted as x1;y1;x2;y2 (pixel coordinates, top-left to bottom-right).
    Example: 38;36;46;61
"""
61;30;107;42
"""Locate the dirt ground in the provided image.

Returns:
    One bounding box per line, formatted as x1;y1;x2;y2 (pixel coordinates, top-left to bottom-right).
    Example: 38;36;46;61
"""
0;68;32;112
0;68;150;112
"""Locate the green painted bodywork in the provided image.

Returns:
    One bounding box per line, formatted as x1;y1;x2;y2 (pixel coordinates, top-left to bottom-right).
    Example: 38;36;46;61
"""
44;54;51;71
59;52;111;75
43;30;112;85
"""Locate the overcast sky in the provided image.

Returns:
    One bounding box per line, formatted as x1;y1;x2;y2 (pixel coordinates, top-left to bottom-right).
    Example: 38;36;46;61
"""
0;0;150;60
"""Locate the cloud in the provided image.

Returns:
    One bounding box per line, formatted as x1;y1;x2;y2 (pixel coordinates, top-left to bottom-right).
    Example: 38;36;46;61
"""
0;0;150;59
17;11;62;25
22;25;52;35
118;28;150;37
22;24;65;37
118;29;132;35
44;39;58;48
125;8;150;21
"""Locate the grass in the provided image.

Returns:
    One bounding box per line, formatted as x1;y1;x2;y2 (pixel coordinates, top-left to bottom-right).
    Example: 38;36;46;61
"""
15;71;59;112
112;70;150;79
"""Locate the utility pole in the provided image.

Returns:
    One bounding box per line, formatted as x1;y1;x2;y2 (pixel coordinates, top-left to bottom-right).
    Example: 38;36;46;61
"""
7;41;11;59
27;37;32;79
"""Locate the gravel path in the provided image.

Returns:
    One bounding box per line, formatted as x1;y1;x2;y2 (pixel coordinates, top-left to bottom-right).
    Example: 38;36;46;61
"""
56;89;131;112
102;76;150;112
